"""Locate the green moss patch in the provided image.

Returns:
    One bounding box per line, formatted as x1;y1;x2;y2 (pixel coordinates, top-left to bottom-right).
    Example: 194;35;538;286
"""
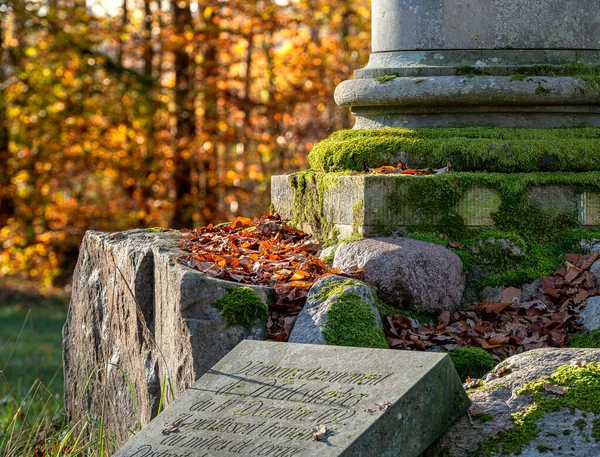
469;362;600;456
289;170;346;242
289;169;600;290
408;229;600;290
513;63;600;92
314;279;388;349
448;347;497;381
212;287;269;329
568;329;600;349
307;127;600;173
375;73;399;84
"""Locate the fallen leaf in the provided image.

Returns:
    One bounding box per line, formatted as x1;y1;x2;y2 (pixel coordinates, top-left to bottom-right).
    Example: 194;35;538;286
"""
291;270;311;280
485;302;511;314
501;287;522;304
542;383;568;395
312;424;327;441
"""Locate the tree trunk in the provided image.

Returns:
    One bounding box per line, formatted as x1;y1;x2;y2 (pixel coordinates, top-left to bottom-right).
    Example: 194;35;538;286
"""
0;10;15;227
143;0;153;77
117;0;128;65
197;5;220;224
170;0;196;229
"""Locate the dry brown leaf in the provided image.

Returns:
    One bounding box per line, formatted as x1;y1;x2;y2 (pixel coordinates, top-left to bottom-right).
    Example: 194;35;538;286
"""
485;302;511;314
501;287;522;304
312;424;327;441
542;383;568;395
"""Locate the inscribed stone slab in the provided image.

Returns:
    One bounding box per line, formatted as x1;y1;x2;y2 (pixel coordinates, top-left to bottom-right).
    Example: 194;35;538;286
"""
114;340;470;457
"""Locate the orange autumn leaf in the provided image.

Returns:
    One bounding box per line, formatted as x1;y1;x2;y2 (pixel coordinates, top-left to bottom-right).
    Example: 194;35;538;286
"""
401;169;417;175
291;270;311;280
231;216;253;229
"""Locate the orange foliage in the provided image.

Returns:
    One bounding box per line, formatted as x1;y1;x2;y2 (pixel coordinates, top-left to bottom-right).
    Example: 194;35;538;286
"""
0;0;371;287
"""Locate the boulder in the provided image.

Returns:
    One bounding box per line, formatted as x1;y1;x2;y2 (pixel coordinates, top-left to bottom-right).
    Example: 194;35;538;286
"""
62;229;271;450
580;296;600;332
333;237;465;313
288;275;387;348
590;259;600;290
424;348;600;457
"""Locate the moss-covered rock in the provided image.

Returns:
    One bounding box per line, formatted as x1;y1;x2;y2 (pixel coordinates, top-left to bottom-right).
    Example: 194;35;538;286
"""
448;346;497;381
307;127;600;173
424;348;600;457
212;287;269;329
289;276;388;349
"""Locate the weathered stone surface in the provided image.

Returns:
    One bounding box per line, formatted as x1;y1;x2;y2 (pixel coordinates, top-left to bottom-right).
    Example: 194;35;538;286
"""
333;237;464;313
424;348;600;457
580;296;600;332
337;0;600;128
114;340;470;457
63;229;271;450
289;275;383;346
372;0;600;52
271;173;600;238
579;239;600;253
590;259;600;290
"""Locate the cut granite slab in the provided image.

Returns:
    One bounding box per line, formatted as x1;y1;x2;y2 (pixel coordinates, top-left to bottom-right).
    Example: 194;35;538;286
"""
271;173;600;237
113;340;470;457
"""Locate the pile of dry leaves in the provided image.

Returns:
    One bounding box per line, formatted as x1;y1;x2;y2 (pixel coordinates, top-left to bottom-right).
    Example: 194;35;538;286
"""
385;252;599;361
366;162;450;175
176;214;352;340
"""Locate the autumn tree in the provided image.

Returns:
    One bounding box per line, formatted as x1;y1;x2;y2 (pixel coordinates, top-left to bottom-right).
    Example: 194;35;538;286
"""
0;0;371;287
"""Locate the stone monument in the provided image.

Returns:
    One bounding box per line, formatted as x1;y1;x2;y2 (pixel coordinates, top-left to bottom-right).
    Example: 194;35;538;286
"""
336;0;600;128
113;340;470;457
271;0;600;237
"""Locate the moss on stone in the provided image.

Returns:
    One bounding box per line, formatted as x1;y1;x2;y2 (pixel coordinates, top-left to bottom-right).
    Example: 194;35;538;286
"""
469;362;600;456
307;127;600;173
289;170;347;242
473;412;495;423
567;329;600;349
313;279;388;349
514;62;600;92
212;287;269;330
466;231;527;269
534;84;552;96
448;346;497;381
375;73;399;84
322;292;389;349
456;66;491;77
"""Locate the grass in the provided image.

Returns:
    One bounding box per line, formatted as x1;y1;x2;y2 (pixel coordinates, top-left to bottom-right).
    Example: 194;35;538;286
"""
0;287;83;455
0;306;66;398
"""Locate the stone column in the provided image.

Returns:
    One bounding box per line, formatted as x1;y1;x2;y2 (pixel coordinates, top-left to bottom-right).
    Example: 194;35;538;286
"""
335;0;600;128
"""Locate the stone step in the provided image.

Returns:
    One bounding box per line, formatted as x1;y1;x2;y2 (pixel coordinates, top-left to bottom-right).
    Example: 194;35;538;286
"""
271;171;600;238
308;127;600;173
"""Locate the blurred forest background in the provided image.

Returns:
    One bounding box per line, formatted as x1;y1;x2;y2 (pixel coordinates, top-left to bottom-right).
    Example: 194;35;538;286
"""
0;0;370;290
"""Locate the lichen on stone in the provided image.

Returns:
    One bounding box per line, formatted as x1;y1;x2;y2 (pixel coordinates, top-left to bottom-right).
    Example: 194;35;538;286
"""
212;287;269;329
469;362;600;456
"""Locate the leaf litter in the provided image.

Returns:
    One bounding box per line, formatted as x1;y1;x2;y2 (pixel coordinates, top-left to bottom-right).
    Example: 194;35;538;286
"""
176;215;599;364
175;214;361;341
384;252;600;361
